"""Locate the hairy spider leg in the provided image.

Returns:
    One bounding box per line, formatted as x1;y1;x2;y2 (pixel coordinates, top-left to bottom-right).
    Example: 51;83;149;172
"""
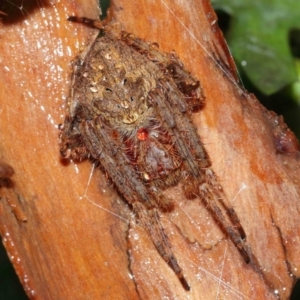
203;168;247;240
134;202;190;291
149;80;250;263
68;16;107;29
80;116;190;291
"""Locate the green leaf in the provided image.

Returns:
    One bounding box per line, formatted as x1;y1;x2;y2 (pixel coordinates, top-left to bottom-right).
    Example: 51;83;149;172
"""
212;0;300;95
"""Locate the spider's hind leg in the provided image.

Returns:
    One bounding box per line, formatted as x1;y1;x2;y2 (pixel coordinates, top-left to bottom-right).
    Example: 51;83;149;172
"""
182;168;249;262
198;173;250;263
204;168;247;240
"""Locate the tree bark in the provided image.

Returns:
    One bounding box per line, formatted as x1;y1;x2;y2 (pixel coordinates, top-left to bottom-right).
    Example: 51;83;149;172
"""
0;0;299;299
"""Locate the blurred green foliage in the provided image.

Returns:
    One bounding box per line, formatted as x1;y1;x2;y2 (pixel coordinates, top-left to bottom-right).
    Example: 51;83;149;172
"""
212;0;300;138
212;0;300;95
0;239;28;300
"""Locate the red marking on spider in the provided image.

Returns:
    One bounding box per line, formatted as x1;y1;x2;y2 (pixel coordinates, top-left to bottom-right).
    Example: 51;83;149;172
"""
137;128;148;141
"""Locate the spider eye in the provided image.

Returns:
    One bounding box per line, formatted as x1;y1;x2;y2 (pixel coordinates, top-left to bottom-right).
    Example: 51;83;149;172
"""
122;78;127;85
121;100;130;109
130;96;134;102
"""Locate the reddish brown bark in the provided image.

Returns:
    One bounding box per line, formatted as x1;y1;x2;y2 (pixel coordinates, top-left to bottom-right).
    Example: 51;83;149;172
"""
0;0;299;299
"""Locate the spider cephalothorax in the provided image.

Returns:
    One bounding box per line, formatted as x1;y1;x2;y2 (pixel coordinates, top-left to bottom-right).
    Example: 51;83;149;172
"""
59;16;250;291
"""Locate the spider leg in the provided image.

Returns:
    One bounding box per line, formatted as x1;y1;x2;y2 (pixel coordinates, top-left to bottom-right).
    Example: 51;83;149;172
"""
149;80;250;263
148;80;210;173
59;116;89;160
159;76;246;239
79;117;190;290
81;119;154;208
158;79;210;167
204;168;247;239
67;16;108;30
198;176;250;262
134;202;190;291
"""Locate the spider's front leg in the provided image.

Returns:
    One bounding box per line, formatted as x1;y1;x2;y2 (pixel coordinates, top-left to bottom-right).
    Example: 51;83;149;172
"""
75;116;191;291
197;171;250;262
59;115;89;160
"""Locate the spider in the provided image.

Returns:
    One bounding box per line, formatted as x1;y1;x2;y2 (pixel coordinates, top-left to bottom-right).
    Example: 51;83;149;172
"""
59;16;250;291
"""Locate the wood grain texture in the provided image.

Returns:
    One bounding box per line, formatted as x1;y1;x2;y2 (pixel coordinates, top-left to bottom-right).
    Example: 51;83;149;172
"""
0;0;299;299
